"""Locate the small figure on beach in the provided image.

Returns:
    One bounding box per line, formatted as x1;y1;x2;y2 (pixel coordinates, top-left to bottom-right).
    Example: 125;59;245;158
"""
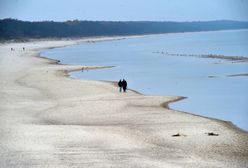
11;48;14;51
22;47;25;51
118;79;123;92
122;79;127;92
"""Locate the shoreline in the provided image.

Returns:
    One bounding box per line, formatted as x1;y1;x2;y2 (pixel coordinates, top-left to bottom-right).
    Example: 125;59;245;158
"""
39;36;248;135
41;38;248;135
166;101;248;133
41;35;248;133
65;61;248;134
0;38;248;167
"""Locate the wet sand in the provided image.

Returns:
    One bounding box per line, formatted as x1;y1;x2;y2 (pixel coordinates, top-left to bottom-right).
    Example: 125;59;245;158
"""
0;39;248;167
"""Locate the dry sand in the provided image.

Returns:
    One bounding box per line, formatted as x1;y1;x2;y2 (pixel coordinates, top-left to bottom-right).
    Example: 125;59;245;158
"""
0;38;248;168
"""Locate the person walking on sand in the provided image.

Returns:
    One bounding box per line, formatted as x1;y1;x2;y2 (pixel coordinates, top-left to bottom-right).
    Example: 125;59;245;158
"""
118;79;123;92
122;79;127;92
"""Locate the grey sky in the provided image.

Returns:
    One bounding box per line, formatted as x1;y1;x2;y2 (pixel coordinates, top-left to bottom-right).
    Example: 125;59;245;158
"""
0;0;248;21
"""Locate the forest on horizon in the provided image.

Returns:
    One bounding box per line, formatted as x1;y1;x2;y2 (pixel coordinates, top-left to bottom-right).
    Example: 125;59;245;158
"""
1;19;248;40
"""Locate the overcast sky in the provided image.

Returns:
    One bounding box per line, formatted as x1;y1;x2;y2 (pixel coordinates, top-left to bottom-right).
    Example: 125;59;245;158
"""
0;0;248;21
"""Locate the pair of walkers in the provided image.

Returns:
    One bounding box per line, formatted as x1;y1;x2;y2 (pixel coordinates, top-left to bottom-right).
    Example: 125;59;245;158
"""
118;79;127;92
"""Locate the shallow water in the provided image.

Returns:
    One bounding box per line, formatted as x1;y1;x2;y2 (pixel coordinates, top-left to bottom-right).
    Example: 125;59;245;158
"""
42;29;248;131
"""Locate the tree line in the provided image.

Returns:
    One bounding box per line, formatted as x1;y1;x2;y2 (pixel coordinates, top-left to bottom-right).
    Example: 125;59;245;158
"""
1;19;248;40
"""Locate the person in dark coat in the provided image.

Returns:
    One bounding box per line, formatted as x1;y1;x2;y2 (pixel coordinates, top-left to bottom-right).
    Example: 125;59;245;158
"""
122;79;127;92
118;79;123;92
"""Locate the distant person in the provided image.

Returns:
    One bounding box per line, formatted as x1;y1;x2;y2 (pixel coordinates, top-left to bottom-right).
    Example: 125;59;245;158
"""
118;79;123;92
11;48;14;51
22;47;25;51
122;79;127;92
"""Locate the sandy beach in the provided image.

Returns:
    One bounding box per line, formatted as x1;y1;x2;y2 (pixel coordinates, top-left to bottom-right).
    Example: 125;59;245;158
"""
0;38;248;168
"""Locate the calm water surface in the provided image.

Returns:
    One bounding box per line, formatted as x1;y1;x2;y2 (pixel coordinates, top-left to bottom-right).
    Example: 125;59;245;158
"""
42;30;248;131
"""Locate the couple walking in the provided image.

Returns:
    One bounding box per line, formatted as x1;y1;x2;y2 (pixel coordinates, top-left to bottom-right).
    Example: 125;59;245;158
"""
118;79;127;92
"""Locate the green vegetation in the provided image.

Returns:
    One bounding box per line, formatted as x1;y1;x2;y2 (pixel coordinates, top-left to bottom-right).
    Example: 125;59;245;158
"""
1;19;248;40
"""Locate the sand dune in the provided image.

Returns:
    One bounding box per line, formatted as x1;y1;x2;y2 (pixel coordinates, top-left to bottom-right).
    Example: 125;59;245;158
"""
0;39;247;168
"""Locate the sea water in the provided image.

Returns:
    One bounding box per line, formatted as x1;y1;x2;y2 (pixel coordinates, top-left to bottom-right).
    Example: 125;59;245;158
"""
41;29;248;131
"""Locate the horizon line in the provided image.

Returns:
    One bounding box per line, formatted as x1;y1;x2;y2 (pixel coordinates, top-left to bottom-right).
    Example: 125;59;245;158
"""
1;18;248;23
